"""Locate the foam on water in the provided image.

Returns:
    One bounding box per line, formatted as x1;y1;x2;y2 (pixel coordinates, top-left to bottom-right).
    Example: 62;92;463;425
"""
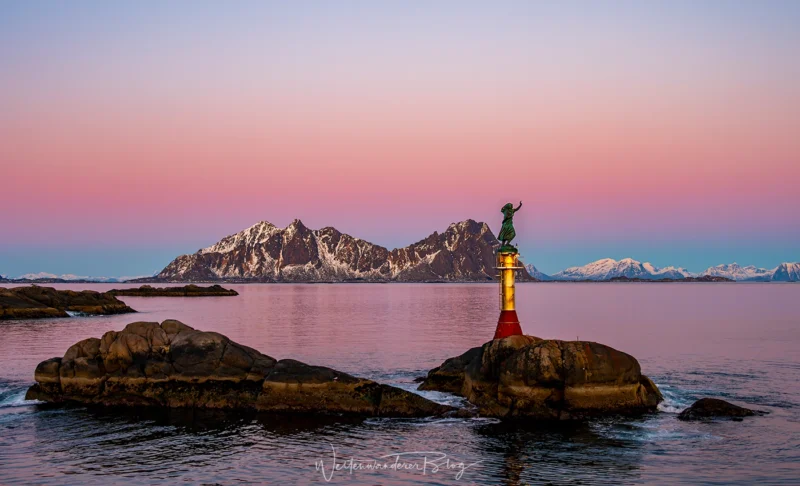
0;382;40;409
656;383;693;414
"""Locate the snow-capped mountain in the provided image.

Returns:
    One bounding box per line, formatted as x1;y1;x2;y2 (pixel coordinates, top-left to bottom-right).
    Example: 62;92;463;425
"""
16;272;100;281
551;258;693;281
700;263;773;281
524;264;552;281
11;273;150;283
531;259;799;281
158;219;536;282
771;262;800;282
699;262;800;281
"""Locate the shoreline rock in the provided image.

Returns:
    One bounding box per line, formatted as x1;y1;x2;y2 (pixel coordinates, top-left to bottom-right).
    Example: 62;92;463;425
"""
678;398;761;420
26;320;452;418
109;284;238;297
418;335;662;419
1;286;135;320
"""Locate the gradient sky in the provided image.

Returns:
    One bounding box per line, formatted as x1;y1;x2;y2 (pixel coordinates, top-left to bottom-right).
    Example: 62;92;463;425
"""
1;1;798;277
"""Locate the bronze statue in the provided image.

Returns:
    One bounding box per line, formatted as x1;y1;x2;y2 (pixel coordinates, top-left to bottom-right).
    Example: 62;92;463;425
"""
498;201;522;251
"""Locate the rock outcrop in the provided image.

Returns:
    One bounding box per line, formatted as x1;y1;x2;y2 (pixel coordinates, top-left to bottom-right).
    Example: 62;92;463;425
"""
0;286;135;320
109;284;238;297
26;320;451;417
678;398;760;420
418;335;662;419
155;219;536;282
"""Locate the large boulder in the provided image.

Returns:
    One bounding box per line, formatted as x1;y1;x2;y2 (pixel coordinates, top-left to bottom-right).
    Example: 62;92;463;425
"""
0;286;135;320
419;335;662;419
26;320;451;417
678;398;760;421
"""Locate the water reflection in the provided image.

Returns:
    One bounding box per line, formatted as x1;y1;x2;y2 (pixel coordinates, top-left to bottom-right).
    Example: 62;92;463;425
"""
472;419;645;485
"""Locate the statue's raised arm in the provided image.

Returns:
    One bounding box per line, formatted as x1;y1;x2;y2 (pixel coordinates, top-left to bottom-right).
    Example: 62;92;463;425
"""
514;201;522;212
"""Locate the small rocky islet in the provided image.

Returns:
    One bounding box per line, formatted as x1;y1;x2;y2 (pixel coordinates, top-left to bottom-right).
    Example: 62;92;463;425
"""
0;285;239;320
678;397;763;421
0;286;135;320
418;335;663;419
108;284;238;297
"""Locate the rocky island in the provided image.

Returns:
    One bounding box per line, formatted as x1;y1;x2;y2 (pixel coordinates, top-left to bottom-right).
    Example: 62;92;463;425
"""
26;320;451;417
418;335;662;419
678;398;762;420
1;286;135;320
109;284;238;297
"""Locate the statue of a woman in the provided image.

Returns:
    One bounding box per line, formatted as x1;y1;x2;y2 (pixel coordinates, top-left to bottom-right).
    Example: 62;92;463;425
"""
498;201;522;250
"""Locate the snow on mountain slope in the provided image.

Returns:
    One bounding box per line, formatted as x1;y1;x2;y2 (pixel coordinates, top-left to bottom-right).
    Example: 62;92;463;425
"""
524;264;552;281
12;273;149;282
158;219;530;282
551;258;692;281
771;262;800;281
17;272;86;280
700;263;773;281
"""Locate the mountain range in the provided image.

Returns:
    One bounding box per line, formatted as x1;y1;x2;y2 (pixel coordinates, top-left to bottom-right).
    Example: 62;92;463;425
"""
155;219;533;282
526;259;799;282
3;221;796;283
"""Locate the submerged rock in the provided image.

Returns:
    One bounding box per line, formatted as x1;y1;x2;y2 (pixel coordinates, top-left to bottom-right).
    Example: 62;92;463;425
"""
678;398;760;421
108;284;238;297
418;335;662;419
26;320;451;417
0;286;135;320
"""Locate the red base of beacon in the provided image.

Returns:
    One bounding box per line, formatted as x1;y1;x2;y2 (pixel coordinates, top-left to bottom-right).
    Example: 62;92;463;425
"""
493;310;523;339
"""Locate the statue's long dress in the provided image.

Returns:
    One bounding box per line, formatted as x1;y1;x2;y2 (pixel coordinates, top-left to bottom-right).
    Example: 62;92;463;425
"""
498;209;516;242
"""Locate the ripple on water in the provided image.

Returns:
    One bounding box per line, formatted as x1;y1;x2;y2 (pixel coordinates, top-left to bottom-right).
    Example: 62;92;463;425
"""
0;283;798;484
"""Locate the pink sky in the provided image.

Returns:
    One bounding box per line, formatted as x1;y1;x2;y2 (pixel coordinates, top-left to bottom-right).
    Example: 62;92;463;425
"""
1;2;798;275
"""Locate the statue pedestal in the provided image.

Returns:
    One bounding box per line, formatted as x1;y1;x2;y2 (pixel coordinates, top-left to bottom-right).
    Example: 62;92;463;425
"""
494;250;523;339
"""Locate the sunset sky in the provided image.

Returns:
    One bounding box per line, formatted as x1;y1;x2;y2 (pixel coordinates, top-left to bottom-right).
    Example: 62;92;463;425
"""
1;1;798;276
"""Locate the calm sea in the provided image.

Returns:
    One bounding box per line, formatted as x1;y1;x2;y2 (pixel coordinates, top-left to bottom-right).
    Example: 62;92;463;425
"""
1;283;798;485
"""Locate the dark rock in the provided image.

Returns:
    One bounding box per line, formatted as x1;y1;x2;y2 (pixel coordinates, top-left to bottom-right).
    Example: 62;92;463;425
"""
418;335;662;419
678;398;761;420
26;320;452;418
0;286;135;320
109;285;238;297
417;346;482;393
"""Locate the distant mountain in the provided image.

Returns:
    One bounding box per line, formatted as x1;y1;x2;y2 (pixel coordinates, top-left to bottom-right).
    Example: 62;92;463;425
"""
157;219;536;282
551;258;692;281
771;262;800;282
524;264;552;281
529;259;799;282
6;273;151;283
18;272;91;281
698;262;800;282
700;263;773;281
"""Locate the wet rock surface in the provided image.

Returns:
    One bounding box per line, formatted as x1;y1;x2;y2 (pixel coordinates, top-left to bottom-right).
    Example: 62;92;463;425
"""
678;398;761;421
419;335;663;419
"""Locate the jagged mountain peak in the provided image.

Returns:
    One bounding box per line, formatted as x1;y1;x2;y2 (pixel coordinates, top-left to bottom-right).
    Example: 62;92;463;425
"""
158;218;529;282
287;219;307;229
